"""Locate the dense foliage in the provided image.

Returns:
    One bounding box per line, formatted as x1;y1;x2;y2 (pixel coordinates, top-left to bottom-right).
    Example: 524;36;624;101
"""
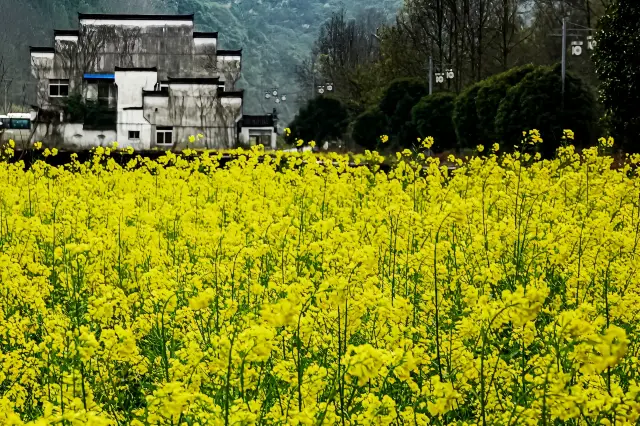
594;0;640;151
287;96;349;145
411;92;457;153
1;138;640;424
351;107;389;150
378;78;428;147
452;84;482;150
475;65;537;145
495;65;597;155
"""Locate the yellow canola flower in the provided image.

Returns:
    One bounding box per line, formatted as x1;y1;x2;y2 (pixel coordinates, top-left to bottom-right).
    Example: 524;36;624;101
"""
420;136;435;149
563;129;575;140
0;139;638;425
599;136;614;148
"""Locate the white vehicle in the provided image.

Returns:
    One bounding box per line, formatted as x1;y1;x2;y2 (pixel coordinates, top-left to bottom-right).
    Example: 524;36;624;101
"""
0;113;32;146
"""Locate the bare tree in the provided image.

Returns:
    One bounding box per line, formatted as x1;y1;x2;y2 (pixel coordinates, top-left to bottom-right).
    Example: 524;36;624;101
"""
118;28;143;68
304;8;386;105
0;56;11;114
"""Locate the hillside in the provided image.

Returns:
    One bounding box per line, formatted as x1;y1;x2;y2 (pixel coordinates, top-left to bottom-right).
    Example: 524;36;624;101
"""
0;0;400;123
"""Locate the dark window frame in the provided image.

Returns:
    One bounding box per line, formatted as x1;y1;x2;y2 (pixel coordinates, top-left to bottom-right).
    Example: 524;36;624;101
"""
49;79;70;97
156;127;173;145
128;130;140;140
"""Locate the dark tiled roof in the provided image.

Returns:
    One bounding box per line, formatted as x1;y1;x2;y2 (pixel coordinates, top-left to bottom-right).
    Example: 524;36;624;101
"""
54;29;79;36
143;89;169;97
79;13;194;21
194;32;219;38
217;49;242;56
167;77;220;84
30;46;55;53
115;67;158;72
218;90;244;99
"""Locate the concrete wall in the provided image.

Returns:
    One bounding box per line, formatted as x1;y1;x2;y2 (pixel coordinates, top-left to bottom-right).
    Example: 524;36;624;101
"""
117;109;152;149
140;85;242;149
33;122;117;149
115;70;157;109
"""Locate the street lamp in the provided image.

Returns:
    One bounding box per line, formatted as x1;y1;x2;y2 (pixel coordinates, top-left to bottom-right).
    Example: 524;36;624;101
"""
317;83;334;95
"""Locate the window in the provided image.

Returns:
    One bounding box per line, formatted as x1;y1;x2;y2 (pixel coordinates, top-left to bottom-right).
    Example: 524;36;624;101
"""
128;130;140;140
97;81;114;107
49;79;69;97
156;127;173;145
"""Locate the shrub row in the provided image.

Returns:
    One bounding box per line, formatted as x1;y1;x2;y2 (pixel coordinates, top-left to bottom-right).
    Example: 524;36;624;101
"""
350;64;597;154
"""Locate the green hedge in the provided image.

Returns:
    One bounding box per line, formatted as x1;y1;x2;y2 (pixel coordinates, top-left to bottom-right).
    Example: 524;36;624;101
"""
411;92;457;153
351;107;389;150
452;83;482;150
475;65;537;144
495;64;596;155
288;96;349;143
378;78;428;147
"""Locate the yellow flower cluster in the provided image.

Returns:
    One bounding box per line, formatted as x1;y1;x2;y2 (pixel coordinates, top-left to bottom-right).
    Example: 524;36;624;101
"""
523;129;543;145
563;129;575;140
599;136;615;148
1;143;640;424
419;136;434;149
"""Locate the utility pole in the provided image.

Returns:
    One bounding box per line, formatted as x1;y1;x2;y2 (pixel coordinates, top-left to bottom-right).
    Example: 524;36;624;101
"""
549;19;595;109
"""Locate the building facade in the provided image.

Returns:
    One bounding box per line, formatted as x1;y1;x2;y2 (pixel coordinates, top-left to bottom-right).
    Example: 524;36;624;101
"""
29;13;276;150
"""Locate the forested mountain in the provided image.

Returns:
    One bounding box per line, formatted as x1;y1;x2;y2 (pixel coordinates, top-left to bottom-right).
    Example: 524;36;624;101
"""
0;0;400;121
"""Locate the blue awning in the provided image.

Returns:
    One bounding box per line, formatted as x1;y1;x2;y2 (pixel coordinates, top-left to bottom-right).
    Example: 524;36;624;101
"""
83;73;115;80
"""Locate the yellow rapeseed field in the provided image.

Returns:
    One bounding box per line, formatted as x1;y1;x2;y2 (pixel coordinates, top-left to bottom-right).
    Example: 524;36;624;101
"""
1;134;640;425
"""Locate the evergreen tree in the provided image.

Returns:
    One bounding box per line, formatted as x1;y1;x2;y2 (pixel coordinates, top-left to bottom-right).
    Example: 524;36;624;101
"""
288;96;349;144
593;0;640;151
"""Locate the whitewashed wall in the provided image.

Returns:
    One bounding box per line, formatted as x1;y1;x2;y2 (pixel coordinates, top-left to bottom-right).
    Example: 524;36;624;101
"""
117;109;152;149
115;70;157;109
33;122;117;148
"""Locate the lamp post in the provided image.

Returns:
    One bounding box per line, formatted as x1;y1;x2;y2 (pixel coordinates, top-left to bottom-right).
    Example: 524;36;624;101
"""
549;19;596;110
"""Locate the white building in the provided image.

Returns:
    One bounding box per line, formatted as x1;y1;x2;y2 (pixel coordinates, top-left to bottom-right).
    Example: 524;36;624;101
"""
29;13;277;150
